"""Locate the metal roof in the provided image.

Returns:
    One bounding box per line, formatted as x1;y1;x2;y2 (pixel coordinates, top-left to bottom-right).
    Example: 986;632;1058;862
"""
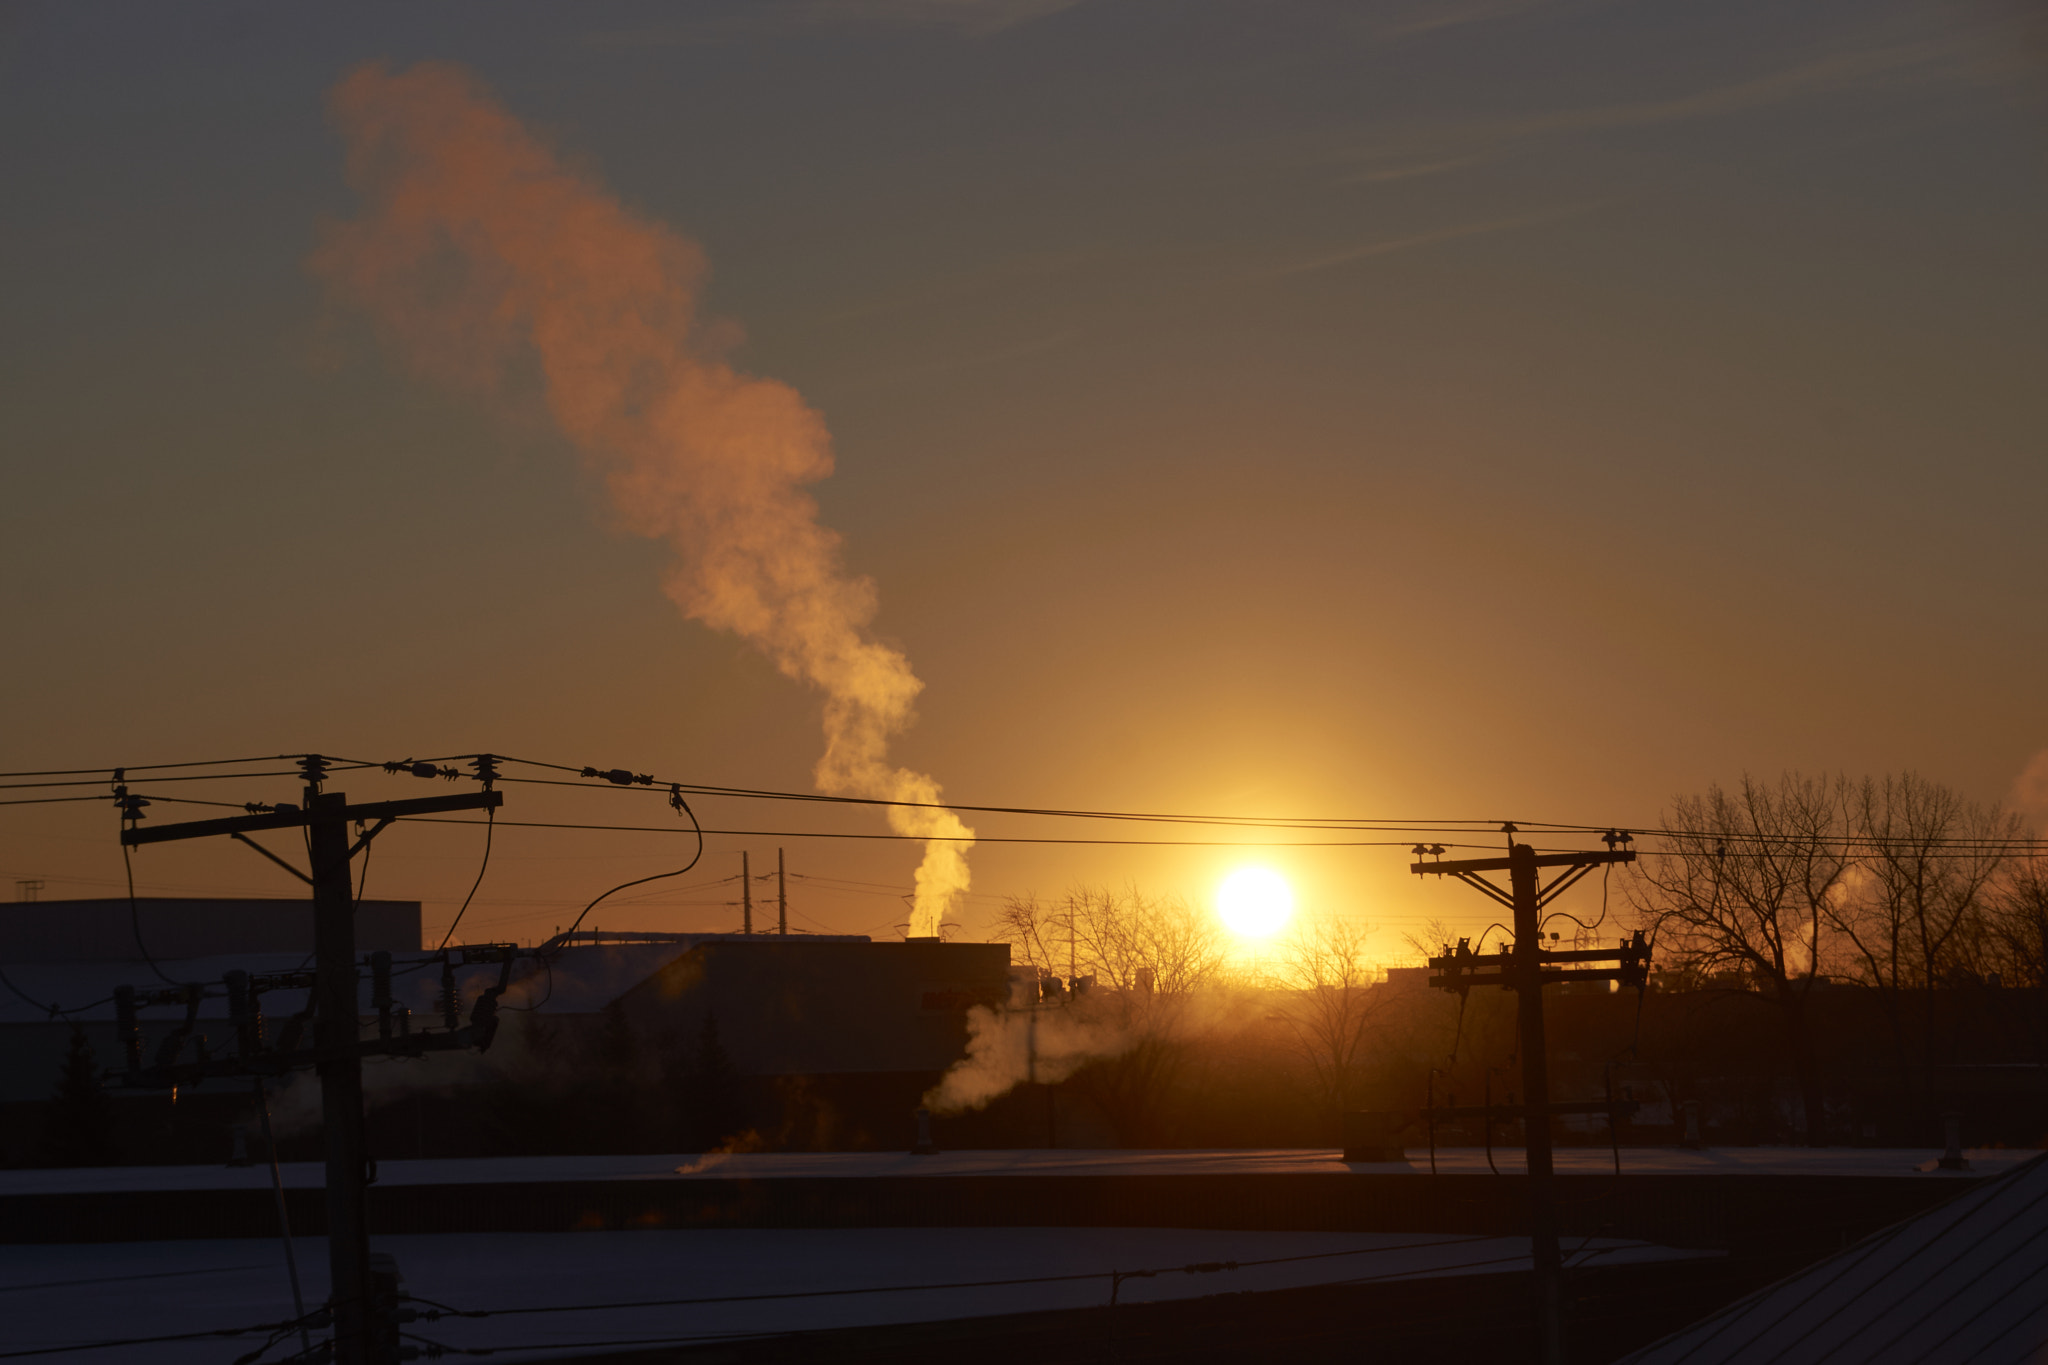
1620;1150;2048;1364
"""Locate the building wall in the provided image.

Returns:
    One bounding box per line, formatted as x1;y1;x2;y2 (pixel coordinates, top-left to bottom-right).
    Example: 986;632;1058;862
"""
0;899;421;962
616;938;1010;1076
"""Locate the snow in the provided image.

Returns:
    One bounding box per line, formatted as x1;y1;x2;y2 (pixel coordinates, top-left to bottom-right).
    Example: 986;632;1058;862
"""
0;1226;1708;1364
1;1146;2032;1197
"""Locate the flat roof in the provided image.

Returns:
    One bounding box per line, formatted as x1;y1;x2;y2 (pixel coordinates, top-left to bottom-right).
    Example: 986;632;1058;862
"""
2;1146;2030;1196
0;1226;1704;1364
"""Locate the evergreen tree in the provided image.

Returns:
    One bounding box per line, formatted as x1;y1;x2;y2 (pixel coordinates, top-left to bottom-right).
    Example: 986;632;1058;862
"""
686;1012;740;1150
39;1026;117;1167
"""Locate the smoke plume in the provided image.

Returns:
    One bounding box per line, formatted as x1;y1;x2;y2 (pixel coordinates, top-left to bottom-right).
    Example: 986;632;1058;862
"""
923;1002;1134;1114
311;63;971;934
2012;749;2048;836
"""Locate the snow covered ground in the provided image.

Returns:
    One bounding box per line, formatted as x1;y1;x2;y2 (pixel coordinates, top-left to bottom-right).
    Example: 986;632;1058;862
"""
0;1226;1709;1364
0;1145;2027;1196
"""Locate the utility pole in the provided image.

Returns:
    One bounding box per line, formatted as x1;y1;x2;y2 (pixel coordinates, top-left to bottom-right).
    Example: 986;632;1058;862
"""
741;851;752;934
120;756;502;1365
308;788;373;1365
1412;829;1645;1365
776;848;787;936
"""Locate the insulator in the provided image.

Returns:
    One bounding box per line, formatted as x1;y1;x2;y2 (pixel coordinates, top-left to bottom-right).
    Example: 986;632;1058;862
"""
371;951;394;1041
114;985;142;1077
225;969;258;1059
439;959;460;1031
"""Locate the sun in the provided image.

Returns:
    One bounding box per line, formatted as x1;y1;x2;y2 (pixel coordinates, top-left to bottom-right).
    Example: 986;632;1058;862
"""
1216;866;1294;939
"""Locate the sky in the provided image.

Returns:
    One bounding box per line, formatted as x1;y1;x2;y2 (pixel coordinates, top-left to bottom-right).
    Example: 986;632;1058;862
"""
2;0;2043;955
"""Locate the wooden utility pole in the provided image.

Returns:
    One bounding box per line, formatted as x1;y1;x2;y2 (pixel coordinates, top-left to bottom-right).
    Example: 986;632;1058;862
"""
308;789;374;1364
1413;830;1644;1365
741;851;752;934
777;847;787;936
121;757;502;1364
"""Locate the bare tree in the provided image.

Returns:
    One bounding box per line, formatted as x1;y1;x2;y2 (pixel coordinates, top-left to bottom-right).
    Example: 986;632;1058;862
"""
1269;912;1384;1114
988;887;1226;1144
1402;917;1456;964
1631;772;1854;1144
1831;775;2024;1112
992;887;1226;994
1987;854;2048;989
1981;854;2048;1066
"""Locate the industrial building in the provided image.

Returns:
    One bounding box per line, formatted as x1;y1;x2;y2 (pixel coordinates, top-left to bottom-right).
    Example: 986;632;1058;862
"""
0;898;1011;1164
0;898;424;1113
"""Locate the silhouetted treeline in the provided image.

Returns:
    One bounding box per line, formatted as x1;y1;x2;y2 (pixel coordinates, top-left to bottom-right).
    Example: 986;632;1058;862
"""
1632;771;2048;1144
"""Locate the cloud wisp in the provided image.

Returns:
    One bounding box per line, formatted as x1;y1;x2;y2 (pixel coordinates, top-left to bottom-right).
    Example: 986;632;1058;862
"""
1339;30;2001;180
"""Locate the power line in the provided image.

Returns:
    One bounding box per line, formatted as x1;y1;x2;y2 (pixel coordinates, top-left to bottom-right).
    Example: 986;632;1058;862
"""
404;817;1479;848
480;758;2048;853
399;1233;1508;1322
0;1311;322;1360
0;754;327;778
436;805;497;951
0;768;376;792
492;768;1522;833
6;747;2042;857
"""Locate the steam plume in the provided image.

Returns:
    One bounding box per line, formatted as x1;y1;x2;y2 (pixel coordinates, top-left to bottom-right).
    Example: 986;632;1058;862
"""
924;1002;1132;1114
2013;749;2048;836
312;63;971;934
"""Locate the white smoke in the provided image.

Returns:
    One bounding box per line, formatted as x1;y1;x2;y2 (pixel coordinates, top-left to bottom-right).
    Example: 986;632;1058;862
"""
311;62;973;934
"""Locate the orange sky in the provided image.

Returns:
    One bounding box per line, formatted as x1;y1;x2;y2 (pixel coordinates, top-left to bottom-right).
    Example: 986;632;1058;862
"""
1;1;2043;955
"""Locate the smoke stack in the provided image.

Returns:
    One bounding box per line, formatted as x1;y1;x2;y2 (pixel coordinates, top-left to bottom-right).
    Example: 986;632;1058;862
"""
313;63;976;935
1939;1112;1970;1170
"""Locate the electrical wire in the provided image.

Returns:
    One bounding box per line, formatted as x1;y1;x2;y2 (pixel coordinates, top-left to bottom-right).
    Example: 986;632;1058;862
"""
485;755;2048;853
404;817;1468;848
506;795;707;1011
1466;923;1511;953
7;750;2045;859
121;841;177;987
493;771;1518;834
0;754;322;778
0;795;122;807
0;961;110;1020
0;1311;323;1360
555;810;705;944
399;1233;1509;1322
1545;862;1614;938
435;804;495;951
364;1235;1629;1363
0;770;353;792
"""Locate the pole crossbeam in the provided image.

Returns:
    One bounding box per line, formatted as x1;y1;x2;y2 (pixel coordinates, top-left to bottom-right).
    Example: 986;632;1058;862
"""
1425;1099;1640;1123
121;789;502;846
1430;965;1650;990
115;1025;494;1091
1447;871;1515;909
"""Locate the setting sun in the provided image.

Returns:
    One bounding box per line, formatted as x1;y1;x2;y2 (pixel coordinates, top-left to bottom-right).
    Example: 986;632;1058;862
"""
1216;866;1294;939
